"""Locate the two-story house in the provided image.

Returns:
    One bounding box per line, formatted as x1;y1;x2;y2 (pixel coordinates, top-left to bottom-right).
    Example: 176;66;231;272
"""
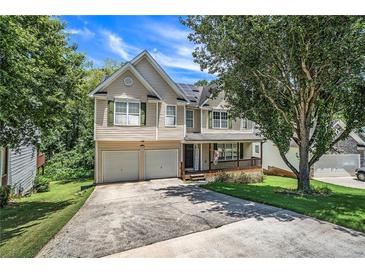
90;51;263;183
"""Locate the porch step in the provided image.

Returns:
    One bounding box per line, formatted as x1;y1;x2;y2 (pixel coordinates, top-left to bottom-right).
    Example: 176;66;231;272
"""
189;174;206;181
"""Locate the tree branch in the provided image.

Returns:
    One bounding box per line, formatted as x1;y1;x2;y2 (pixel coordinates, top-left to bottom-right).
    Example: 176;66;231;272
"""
253;71;293;127
277;146;299;176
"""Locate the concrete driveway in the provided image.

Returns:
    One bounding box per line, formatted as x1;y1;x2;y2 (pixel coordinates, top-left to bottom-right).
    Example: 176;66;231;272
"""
314;176;365;189
37;178;365;258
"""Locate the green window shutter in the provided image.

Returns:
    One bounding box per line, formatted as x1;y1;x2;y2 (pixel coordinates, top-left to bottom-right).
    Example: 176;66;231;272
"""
208;111;212;129
228;116;233;129
107;100;114;127
140;102;146;126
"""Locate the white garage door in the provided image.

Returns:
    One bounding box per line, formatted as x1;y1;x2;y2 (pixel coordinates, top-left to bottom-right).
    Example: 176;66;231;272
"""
314;154;360;177
102;151;139;183
145;150;178;180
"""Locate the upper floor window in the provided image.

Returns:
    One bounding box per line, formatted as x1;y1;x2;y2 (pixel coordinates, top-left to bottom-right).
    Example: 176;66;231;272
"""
241;118;253;131
114;99;140;126
165;105;176;126
213;110;228;129
186;109;194;128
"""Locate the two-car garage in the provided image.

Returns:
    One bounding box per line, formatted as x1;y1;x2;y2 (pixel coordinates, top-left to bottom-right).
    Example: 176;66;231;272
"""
98;141;180;183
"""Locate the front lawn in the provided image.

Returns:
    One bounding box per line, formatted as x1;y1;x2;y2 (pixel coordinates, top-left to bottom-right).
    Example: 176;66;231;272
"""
0;179;94;257
202;176;365;233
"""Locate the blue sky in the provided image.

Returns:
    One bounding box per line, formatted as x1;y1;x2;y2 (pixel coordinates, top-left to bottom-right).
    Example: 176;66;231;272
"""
60;16;214;84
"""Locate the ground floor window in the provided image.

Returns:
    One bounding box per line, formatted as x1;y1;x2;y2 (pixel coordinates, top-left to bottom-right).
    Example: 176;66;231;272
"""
213;143;238;161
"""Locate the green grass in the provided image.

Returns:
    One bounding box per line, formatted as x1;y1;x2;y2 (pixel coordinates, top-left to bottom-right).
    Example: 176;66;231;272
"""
202;176;365;233
0;179;94;257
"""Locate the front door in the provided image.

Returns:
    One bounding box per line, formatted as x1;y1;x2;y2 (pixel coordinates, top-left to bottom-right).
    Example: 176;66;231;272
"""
184;144;194;169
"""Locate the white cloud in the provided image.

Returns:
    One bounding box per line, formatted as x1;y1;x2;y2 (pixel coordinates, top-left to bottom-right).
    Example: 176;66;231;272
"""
67;27;95;39
151;51;201;72
147;23;190;41
101;30;140;61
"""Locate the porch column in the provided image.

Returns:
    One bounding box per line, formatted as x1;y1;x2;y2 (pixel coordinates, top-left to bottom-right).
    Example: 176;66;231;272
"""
237;142;239;168
208;143;211;171
200;143;203;171
260;141;263;167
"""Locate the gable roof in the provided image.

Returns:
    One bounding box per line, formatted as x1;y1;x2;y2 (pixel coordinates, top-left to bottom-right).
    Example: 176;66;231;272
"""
333;120;365;145
131;51;190;102
89;62;162;100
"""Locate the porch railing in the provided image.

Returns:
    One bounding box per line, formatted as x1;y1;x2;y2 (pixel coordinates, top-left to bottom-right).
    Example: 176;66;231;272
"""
184;157;262;176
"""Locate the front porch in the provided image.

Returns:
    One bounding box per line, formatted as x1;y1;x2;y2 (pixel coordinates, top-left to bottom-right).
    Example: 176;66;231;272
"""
181;141;263;180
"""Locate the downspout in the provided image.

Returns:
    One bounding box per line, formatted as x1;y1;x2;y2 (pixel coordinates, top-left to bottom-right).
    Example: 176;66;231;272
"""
156;102;159;140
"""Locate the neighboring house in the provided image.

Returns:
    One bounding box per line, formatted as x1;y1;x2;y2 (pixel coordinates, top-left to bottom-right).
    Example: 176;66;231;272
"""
90;50;263;183
263;120;365;177
0;144;38;194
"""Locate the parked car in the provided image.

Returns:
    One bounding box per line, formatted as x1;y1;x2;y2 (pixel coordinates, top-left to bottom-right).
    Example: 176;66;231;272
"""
355;167;365;181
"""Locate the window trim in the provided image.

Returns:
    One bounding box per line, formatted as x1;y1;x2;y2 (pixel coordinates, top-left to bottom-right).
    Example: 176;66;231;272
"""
165;104;177;127
114;99;141;126
212;109;228;129
186;109;194;128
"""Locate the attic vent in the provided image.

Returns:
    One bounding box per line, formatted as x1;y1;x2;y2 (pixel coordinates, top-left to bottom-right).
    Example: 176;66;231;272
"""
123;77;134;87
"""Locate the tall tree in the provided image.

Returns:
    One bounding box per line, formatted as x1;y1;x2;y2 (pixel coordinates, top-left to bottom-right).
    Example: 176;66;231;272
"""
183;16;365;191
0;16;85;148
194;79;209;86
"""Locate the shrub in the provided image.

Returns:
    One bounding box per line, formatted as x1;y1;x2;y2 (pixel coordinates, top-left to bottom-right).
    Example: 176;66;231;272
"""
43;148;94;181
212;171;232;183
33;176;50;193
210;171;264;184
0;186;10;208
232;172;264;184
310;185;332;196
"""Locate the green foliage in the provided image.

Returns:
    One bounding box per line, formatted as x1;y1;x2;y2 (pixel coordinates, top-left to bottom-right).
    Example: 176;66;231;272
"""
0;186;10;208
39;58;121;181
203;176;365;233
0;16;85;149
33;176;50;193
194;79;209;86
0;179;94;257
44;148;94;181
183;16;365;190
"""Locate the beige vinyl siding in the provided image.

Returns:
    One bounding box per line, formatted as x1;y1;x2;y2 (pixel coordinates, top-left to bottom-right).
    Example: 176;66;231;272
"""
134;57;178;104
157;104;184;140
186;108;201;133
201;109;241;133
95;99;158;141
8;145;37;194
95;99;107;126
96;141;181;183
106;70;150;101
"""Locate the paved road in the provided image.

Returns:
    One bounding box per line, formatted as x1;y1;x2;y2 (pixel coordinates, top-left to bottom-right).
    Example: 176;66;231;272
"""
38;178;365;258
314;176;365;189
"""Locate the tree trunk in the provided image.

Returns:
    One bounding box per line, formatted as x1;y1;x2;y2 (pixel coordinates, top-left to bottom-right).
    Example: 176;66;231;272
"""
297;109;311;192
298;142;310;192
